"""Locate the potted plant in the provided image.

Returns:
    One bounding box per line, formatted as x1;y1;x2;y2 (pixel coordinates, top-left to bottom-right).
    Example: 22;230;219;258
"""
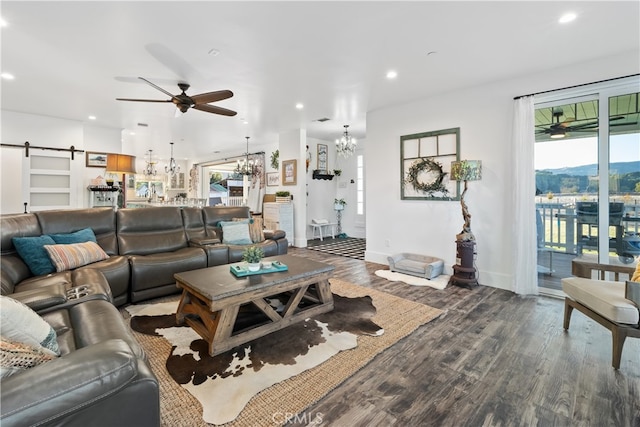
333;169;342;177
334;198;347;210
275;191;292;203
242;246;264;272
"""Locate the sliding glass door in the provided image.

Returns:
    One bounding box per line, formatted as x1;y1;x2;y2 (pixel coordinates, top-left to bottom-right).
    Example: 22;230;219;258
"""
534;78;639;291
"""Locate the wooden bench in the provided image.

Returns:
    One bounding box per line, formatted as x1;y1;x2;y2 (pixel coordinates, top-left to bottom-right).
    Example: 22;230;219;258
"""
310;222;337;241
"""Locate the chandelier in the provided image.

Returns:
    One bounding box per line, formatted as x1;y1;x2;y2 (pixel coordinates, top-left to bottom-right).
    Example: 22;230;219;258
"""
143;150;157;177
165;142;180;175
335;124;357;158
235;137;256;176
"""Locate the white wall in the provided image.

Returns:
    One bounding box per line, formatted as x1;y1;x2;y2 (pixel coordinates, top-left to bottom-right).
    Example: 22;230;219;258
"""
306;137;338;239
82;124;123;206
278;128;308;247
365;50;640;291
334;143;364;238
1;111;84;213
0;111;123;213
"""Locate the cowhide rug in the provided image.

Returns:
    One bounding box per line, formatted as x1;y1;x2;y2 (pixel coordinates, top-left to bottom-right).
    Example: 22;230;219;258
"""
126;292;383;425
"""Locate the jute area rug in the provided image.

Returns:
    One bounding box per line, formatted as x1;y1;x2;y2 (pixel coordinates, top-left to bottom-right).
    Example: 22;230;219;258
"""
121;279;443;426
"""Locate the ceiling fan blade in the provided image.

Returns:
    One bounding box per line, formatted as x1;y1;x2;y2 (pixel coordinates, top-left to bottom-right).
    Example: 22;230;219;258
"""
559;118;576;127
190;90;234;105
193;104;237;116
138;77;177;99
116;98;172;103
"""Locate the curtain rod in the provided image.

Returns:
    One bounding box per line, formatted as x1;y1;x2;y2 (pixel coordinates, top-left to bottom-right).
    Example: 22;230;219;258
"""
513;73;640;100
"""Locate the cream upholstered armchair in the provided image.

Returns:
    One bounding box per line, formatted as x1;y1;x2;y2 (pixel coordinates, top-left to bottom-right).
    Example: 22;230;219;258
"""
562;260;640;369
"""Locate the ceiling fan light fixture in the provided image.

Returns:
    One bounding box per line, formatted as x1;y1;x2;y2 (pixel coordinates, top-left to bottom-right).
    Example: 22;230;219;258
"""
550;128;566;139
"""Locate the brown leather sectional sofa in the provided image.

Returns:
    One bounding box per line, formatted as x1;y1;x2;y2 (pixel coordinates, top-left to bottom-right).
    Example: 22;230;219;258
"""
1;205;289;306
0;205;288;426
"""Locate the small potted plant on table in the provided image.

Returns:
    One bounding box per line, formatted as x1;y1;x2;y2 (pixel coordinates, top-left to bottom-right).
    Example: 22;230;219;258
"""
243;246;264;272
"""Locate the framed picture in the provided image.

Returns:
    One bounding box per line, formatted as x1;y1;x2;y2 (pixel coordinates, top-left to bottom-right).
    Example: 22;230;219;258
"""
317;144;328;172
135;180;164;198
169;172;185;190
86;151;108;168
282;159;297;186
267;172;280;186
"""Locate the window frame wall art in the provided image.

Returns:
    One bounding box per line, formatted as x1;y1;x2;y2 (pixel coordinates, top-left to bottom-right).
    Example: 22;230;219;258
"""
282;159;297;186
400;127;461;201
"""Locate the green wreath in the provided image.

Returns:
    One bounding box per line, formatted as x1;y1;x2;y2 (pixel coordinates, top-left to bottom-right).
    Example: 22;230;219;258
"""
270;150;279;170
405;157;448;195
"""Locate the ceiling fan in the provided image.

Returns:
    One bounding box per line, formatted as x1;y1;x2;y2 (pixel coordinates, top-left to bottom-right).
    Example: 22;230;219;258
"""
116;77;237;116
535;108;581;139
536;107;628;139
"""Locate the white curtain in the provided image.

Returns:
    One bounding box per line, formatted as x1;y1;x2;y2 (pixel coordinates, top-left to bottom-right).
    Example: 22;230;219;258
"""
511;96;538;295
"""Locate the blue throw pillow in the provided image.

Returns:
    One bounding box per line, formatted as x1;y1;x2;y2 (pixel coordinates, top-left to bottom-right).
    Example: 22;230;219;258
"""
12;235;57;276
48;228;97;244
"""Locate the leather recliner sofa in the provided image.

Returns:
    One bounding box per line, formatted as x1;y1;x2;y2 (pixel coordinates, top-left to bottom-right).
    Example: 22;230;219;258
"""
1;205;289;306
0;284;160;426
0;204;289;425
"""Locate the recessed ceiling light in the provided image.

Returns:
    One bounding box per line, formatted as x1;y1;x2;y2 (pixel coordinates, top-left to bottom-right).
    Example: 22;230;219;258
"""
559;12;577;24
386;70;398;80
1;72;15;80
295;103;304;110
129;132;136;136
88;115;96;120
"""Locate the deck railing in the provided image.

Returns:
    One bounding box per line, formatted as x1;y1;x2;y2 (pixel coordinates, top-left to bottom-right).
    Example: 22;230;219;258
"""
537;199;639;255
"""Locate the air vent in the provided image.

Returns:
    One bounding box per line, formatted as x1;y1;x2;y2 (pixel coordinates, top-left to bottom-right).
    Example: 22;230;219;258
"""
315;117;331;122
137;122;149;127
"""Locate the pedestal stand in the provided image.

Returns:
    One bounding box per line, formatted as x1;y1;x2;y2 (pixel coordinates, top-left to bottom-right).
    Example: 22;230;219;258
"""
450;240;479;288
334;204;344;236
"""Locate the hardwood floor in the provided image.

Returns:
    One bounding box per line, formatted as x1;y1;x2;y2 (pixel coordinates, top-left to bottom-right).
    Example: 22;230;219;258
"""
286;246;640;427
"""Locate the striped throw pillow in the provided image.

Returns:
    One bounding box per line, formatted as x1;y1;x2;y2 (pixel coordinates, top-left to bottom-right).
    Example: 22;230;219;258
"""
44;241;109;272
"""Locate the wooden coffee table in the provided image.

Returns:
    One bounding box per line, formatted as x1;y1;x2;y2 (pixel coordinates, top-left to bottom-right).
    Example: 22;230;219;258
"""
174;254;335;356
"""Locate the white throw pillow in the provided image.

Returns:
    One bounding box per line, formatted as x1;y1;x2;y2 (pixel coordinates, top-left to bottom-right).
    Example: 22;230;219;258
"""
0;296;59;356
